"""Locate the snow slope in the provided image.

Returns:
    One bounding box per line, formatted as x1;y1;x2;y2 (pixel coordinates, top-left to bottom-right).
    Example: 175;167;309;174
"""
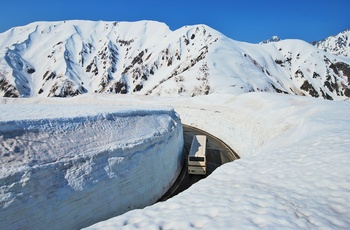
1;20;350;100
72;93;350;229
0;104;183;229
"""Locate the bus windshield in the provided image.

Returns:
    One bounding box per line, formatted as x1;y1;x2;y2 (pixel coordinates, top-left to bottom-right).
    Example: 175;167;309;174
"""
189;156;205;162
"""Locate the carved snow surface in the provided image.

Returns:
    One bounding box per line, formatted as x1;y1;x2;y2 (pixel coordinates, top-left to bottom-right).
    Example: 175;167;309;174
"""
0;105;184;229
0;20;350;100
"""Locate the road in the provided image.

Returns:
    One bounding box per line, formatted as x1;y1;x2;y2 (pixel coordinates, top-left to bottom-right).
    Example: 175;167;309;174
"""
159;125;240;201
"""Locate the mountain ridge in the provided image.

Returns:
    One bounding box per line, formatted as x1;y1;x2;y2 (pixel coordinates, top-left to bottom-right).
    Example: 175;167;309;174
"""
0;20;349;100
312;29;350;57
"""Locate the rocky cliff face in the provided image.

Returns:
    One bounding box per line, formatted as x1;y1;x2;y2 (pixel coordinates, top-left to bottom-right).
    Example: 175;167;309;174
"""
0;20;349;100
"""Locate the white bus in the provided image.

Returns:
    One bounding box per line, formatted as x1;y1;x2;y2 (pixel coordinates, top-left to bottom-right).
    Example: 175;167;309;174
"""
188;135;207;175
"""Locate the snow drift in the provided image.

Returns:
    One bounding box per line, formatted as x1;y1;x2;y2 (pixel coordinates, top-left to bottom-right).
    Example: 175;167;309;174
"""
0;105;184;229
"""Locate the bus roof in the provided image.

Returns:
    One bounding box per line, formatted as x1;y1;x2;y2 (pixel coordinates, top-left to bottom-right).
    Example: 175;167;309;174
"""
189;135;206;157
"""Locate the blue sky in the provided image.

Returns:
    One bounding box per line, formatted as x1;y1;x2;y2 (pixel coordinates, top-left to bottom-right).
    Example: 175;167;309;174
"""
1;0;349;43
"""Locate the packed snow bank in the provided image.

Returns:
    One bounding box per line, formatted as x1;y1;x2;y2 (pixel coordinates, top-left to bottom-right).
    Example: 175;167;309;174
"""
84;93;350;229
0;105;184;229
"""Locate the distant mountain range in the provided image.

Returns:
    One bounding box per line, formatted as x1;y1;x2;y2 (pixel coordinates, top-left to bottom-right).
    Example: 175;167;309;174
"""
0;20;349;100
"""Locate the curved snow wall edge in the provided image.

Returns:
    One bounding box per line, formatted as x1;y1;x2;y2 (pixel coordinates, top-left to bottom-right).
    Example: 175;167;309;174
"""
0;108;184;230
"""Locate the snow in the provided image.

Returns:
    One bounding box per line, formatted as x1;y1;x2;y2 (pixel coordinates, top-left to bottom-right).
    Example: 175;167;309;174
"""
2;20;350;229
74;92;349;229
1;92;350;229
0;102;184;229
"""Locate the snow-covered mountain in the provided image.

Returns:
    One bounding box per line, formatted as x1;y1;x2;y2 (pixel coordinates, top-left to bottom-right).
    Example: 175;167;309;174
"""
312;29;350;57
0;20;350;100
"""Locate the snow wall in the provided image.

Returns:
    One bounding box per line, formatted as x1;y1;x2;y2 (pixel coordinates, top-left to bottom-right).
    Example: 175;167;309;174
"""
0;107;184;229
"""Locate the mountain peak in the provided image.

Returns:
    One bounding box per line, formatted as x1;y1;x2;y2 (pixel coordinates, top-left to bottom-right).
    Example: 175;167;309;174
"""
259;36;281;44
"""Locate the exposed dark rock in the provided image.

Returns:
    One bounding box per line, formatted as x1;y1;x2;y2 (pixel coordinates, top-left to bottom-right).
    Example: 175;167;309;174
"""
86;63;93;72
99;73;113;89
313;72;320;79
27;68;35;74
108;81;127;94
345;88;350;97
48;80;86;97
133;84;143;92
331;62;350;82
295;69;304;79
117;39;134;46
270;83;289;94
204;85;210;95
320;88;333;100
275;59;283;65
167;57;173;66
300;80;319;98
0;77;19;97
324;80;334;92
330;63;339;75
183;36;189;45
131;51;144;65
122;65;133;75
43;71;56;81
